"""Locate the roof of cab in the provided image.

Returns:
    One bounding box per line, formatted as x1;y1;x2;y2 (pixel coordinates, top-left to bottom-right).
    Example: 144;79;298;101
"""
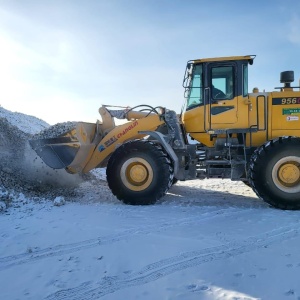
193;55;256;64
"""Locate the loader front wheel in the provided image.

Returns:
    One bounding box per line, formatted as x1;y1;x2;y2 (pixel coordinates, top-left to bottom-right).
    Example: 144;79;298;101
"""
106;140;174;205
249;137;300;210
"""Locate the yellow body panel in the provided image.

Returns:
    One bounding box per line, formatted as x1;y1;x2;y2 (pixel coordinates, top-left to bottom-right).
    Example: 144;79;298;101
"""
182;94;252;147
270;92;300;134
248;91;300;145
183;89;300;148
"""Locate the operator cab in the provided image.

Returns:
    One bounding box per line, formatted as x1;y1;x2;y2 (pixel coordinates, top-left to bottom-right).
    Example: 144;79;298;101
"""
182;55;255;138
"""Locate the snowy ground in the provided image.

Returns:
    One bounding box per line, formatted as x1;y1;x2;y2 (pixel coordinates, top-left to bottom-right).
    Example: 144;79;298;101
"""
1;107;300;300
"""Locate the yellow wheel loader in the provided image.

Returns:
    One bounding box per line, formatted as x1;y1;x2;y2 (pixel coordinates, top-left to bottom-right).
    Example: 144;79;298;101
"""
30;55;300;209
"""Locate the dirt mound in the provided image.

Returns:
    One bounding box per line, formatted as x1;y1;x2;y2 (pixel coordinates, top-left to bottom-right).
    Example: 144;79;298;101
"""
0;118;88;200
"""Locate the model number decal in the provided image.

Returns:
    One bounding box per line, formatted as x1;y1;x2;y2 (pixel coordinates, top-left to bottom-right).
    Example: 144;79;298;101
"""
273;97;300;105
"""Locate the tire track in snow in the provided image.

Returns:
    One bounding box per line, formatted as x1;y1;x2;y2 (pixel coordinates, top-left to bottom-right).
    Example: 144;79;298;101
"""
45;223;300;300
0;207;247;270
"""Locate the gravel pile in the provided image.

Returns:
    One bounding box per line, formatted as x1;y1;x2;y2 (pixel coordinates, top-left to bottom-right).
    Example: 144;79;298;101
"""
31;121;78;140
0;106;49;134
0;118;89;202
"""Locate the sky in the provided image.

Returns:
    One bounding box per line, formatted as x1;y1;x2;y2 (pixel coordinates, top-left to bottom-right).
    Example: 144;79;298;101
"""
0;0;300;125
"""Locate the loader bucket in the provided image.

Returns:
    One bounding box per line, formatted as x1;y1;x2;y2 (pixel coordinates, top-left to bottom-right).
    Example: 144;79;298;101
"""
29;137;80;169
29;122;98;172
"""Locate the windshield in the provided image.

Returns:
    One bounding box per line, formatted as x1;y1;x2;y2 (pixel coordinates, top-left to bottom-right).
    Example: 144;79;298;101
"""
183;63;203;110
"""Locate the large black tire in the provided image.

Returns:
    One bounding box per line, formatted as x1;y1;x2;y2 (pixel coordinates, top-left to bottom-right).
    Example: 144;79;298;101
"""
172;177;179;185
106;140;174;205
249;136;300;210
242;180;251;187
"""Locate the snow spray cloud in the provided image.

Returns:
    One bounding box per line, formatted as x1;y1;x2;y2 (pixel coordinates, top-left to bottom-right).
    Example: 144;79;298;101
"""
0;119;83;198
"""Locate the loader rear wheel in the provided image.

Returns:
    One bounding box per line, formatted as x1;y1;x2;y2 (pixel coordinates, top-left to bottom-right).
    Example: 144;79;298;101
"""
249;137;300;210
106;140;174;205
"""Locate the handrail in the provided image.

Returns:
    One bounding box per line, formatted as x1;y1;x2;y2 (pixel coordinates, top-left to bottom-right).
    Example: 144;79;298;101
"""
204;87;211;131
256;95;267;131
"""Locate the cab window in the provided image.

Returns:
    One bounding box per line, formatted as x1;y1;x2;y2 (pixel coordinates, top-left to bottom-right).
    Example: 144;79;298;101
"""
186;64;203;110
211;66;234;100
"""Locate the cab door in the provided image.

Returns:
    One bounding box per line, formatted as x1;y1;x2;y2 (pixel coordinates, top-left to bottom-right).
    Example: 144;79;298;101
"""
204;62;238;130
